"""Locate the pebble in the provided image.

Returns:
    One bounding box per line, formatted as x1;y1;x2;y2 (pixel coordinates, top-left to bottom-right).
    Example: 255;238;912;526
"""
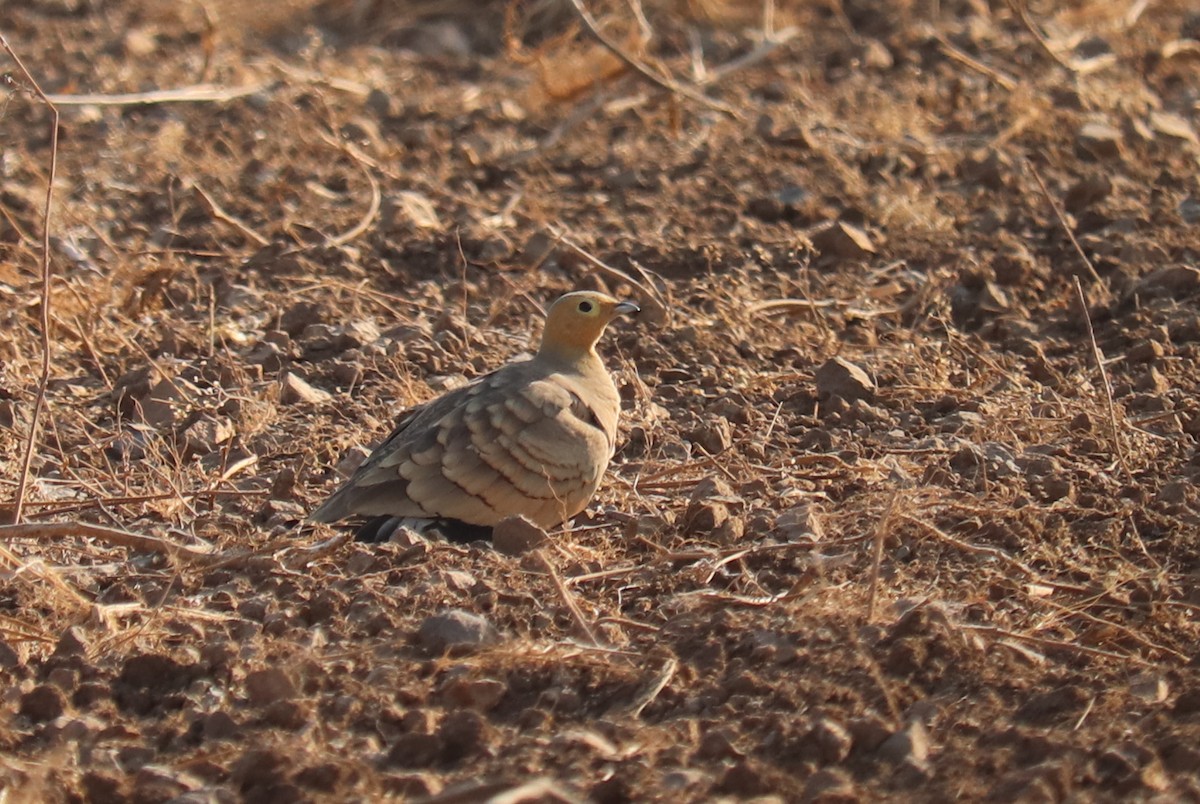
878;720;930;765
811;221;877;259
774;505;824;542
1077;121;1123;159
245;667;298;707
492;515;548;556
19;684;66;722
815;357;876;403
417;610;499;652
280;372;332;406
801;768;859;803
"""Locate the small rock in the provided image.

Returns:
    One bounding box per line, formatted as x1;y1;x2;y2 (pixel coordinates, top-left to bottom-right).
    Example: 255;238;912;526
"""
774;505;824;542
245;667;298;707
132;765;200;801
717;759;772;797
343;318;382;348
861;39;893;70
137;375;198;428
381;772;442;797
878;720;930;765
417;610;499;652
1077;121;1123;159
811;221;877;259
810;718;854;764
815;357;876;403
230;748;289;791
1149;111;1199;147
246;339;287;371
443;678;506;711
53;626;89;658
0;639;20;668
684;500;729;536
1127;339;1166;364
119;653;193;689
802;768;859;803
1064;173;1113;212
848;714;891;753
386;733;443;768
20;684;66;722
280;373;332;406
1135;367;1169;393
440;570;477;593
202;710;240;740
688;416;733;454
183;416;235;454
1129;674;1169;704
438;709;492;760
492;515;548;556
1134;265;1200;298
262;699;309;729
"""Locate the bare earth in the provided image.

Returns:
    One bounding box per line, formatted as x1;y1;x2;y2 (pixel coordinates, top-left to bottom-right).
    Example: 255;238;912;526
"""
2;0;1200;801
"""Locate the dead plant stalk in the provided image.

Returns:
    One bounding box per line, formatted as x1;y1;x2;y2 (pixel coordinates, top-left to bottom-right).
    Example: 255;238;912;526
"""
1;34;58;525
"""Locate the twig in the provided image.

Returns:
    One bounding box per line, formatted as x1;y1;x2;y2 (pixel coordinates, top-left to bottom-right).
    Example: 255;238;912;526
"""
563;0;738;117
1026;158;1105;288
326;168;381;248
0;542;91;613
535;549;601;646
746;298;842;315
1006;0;1075;72
316;131;383;248
0;522;223;566
191;182;270;247
1;35;58;526
1041;593;1186;662
627;656;677;717
1073;276;1132;481
930;27;1017;91
866;493;901;621
962;623;1151;666
44;82;268;106
901;514;1090;595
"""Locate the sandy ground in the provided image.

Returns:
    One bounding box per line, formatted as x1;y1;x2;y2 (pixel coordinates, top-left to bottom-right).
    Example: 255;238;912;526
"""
2;0;1200;801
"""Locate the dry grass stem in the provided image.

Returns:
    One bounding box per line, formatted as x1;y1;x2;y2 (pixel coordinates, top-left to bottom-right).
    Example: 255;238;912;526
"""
1;34;58;525
44;82;269;106
1072;276;1132;480
563;0;739;116
0;523;221;565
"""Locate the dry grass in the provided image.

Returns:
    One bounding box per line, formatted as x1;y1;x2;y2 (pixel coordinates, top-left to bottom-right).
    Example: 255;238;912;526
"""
2;0;1200;799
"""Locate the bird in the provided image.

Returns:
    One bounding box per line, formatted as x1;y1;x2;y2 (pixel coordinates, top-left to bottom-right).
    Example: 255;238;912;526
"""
309;290;640;542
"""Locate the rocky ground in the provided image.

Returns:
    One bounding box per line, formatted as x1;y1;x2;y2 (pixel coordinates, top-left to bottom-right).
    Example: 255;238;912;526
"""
2;0;1200;801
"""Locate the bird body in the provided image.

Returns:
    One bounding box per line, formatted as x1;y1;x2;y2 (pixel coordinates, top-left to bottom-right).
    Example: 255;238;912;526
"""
310;291;638;537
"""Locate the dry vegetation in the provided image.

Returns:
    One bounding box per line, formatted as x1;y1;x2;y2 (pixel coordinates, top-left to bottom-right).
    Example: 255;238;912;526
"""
2;0;1200;800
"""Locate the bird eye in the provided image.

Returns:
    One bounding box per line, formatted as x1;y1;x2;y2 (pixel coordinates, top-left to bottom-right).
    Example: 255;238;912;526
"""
578;301;594;313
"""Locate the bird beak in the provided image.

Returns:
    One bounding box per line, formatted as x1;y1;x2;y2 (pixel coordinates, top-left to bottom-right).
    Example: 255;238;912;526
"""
613;301;640;317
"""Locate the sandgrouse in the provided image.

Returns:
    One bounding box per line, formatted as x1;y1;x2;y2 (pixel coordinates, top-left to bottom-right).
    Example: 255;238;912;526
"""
310;290;639;542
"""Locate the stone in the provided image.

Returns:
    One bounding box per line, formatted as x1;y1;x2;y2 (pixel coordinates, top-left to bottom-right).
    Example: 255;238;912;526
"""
245;667;298;707
815;358;876;403
811;221;877;259
281;372;332;405
417;610;499;652
492;515;548;556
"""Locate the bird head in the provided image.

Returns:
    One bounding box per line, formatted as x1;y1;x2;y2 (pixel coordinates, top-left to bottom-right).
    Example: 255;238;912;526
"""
538;291;639;361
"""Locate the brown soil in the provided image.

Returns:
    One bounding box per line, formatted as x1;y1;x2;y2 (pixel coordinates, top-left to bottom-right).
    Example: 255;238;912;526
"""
2;0;1200;801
